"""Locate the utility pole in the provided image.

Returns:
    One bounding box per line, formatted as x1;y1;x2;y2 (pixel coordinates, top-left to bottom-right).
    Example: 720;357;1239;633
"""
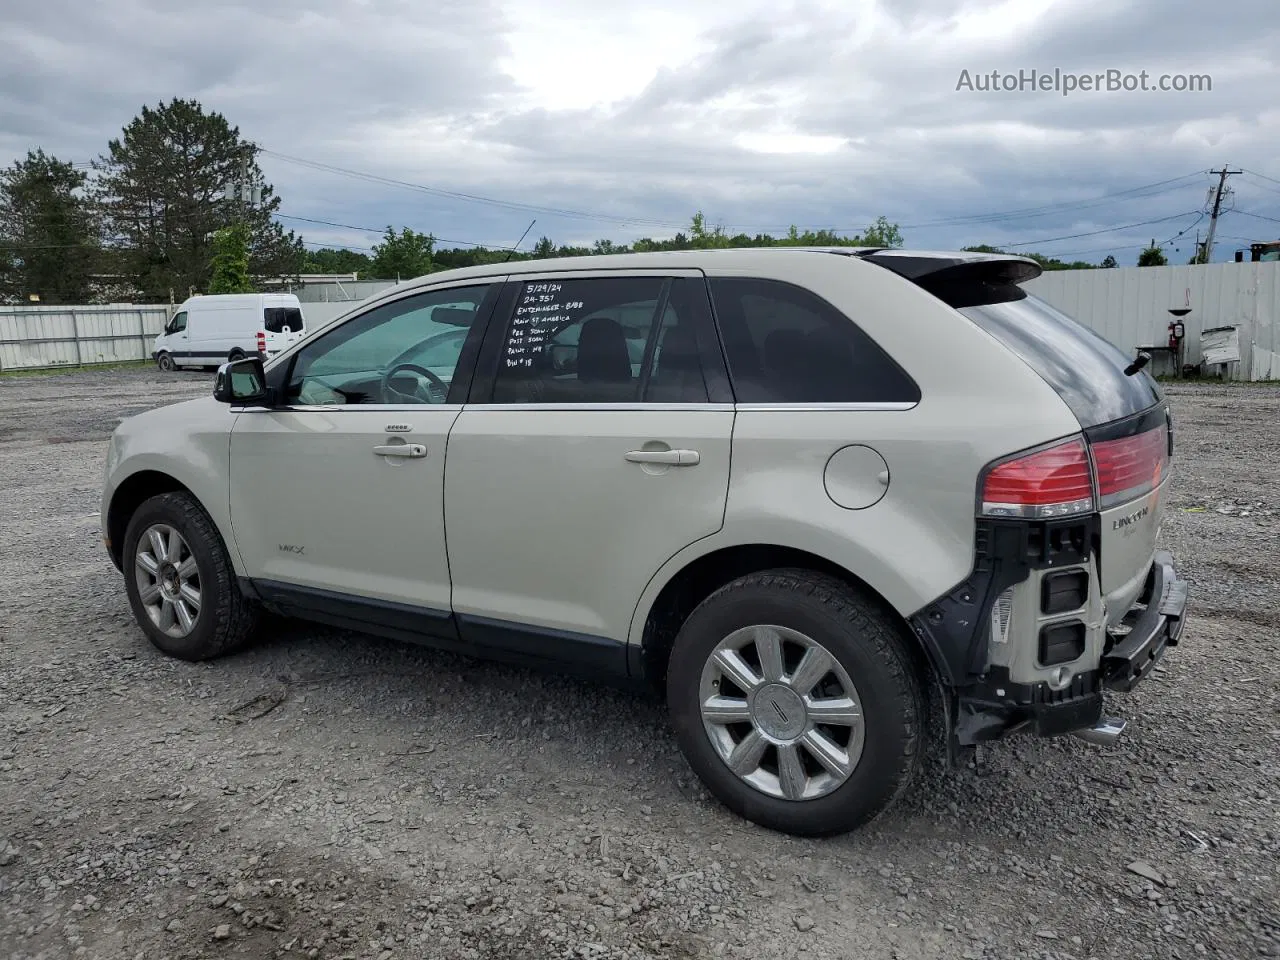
1201;165;1241;264
223;145;261;220
239;147;250;223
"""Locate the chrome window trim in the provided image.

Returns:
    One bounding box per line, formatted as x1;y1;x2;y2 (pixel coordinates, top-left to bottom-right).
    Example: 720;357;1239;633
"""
462;402;735;413
233;403;466;414
236;401;917;414
734;401;919;412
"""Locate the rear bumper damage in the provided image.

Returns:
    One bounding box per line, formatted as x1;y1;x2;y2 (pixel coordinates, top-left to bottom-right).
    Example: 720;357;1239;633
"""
938;549;1188;753
1099;551;1187;692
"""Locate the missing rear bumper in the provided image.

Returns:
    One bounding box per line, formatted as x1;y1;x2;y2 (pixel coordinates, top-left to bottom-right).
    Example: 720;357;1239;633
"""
948;550;1187;753
1100;550;1187;692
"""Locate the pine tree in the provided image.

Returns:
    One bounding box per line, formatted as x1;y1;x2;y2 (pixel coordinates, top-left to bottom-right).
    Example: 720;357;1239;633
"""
93;98;302;299
0;150;102;304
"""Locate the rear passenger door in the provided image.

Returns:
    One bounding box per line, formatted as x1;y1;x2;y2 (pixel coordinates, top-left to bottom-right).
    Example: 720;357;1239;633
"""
444;270;734;668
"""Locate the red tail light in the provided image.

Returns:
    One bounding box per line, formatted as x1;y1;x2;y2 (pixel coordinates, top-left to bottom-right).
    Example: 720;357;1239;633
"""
1091;425;1168;508
981;437;1094;519
256;331;266;353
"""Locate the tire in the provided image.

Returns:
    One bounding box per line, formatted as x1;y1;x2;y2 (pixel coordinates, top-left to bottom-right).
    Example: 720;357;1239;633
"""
156;352;175;372
665;568;924;837
227;349;245;363
121;492;259;661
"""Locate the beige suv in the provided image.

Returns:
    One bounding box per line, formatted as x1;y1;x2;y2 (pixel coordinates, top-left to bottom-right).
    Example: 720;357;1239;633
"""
101;248;1188;836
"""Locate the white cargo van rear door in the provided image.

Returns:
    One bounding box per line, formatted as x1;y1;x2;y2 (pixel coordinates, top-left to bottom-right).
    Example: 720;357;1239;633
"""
261;304;307;357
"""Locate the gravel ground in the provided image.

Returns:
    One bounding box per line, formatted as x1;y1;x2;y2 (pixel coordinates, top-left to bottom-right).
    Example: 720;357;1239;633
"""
1;367;1277;960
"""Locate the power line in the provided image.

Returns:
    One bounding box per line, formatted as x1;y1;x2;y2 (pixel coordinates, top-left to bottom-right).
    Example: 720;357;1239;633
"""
1242;168;1280;187
258;148;692;231
1016;214;1207;261
259;145;1211;238
1233;209;1280;225
274;213;508;248
997;211;1200;248
896;171;1208;230
1159;211;1205;247
1240;174;1280;197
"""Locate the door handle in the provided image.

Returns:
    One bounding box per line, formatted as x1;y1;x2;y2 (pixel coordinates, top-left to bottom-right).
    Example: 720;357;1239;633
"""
624;448;699;466
373;443;426;458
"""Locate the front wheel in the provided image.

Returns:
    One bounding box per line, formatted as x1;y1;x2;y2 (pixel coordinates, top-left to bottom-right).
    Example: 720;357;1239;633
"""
665;569;925;837
122;492;259;661
156;352;175;372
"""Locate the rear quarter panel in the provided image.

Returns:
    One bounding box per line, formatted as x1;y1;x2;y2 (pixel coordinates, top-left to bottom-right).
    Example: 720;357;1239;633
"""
626;253;1083;644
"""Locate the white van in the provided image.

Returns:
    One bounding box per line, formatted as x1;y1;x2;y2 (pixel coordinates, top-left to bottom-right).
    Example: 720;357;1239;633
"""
153;293;308;371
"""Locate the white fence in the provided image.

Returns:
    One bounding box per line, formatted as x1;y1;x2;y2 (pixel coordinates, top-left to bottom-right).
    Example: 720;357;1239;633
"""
0;304;171;372
1024;260;1280;381
0;300;364;371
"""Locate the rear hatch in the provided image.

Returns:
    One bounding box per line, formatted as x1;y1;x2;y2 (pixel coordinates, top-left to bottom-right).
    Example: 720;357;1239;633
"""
859;251;1171;622
261;305;307;356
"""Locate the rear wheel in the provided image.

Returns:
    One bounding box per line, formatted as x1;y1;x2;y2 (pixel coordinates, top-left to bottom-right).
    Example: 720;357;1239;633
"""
156;352;175;372
122;492;259;661
665;569;924;836
227;348;246;363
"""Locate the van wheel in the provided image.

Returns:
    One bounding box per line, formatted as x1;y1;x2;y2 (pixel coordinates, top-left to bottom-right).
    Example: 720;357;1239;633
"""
122;492;259;661
228;348;245;362
665;569;924;837
156;352;175;372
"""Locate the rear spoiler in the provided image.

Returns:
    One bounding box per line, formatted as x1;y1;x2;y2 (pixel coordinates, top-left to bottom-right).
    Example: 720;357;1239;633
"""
842;250;1044;309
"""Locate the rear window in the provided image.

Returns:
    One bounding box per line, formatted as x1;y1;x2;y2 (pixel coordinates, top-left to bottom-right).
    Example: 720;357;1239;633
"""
958;294;1162;428
264;307;305;334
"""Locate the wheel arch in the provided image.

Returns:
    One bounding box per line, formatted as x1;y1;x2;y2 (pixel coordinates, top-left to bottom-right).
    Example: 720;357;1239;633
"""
106;470;196;570
631;542;938;695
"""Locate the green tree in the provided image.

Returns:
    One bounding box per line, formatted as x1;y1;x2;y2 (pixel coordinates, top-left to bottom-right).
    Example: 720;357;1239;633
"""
301;247;375;275
0;149;101;304
689;211;732;248
93;98;303;299
1101;254;1118;268
369;226;434;279
208;223;254;293
858;215;904;248
1137;242;1168;267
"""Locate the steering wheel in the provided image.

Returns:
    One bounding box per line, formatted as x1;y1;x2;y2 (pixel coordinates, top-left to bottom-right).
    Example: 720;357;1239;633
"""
382;362;447;404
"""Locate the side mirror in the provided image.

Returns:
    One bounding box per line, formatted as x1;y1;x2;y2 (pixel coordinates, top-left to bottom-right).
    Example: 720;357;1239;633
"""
214;357;270;405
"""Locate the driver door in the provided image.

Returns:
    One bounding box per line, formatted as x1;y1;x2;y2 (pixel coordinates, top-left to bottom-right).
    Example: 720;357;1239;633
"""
227;280;503;627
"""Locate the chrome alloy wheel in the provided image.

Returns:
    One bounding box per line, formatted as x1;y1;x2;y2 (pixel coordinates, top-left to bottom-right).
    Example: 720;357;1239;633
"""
698;625;865;801
134;523;201;638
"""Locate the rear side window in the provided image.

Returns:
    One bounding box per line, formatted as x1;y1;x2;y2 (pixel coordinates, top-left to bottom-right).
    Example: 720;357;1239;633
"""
959;295;1162;428
264;307;305;333
490;276;711;404
707;278;919;403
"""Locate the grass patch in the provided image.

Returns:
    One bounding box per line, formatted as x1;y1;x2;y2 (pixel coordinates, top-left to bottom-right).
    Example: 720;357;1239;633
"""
0;359;151;379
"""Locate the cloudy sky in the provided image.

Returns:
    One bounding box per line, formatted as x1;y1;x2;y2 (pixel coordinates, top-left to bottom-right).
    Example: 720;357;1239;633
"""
3;0;1279;265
